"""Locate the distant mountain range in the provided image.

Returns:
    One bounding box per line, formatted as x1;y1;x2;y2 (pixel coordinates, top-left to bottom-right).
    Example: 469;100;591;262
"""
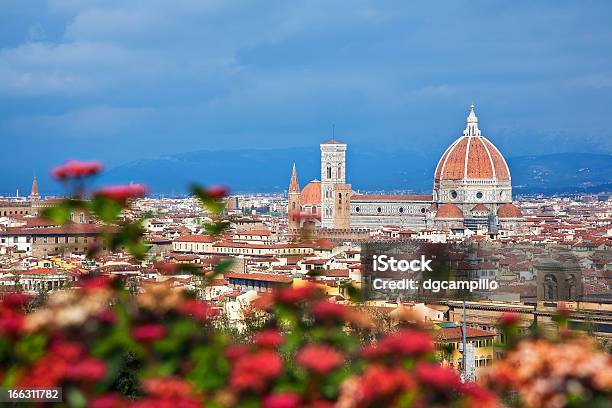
100;148;612;196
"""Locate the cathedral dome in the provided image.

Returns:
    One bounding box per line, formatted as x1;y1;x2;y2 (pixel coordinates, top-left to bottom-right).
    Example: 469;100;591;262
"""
434;105;510;186
497;203;522;218
300;181;321;205
435;203;464;219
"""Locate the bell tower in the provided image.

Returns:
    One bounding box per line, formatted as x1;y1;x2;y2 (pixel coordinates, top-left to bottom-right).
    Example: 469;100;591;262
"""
320;140;346;229
287;163;301;230
29;176;40;201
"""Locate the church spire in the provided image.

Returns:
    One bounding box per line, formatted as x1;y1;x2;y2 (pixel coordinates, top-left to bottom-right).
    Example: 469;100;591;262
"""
289;163;300;193
463;103;481;136
30;175;40;199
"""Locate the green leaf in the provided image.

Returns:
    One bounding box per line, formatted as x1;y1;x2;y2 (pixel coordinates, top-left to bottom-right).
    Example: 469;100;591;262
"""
204;221;230;235
14;333;47;363
214;259;234;274
41;199;87;224
192;185;227;214
66;387;87;408
90;196;124;223
341;281;362;303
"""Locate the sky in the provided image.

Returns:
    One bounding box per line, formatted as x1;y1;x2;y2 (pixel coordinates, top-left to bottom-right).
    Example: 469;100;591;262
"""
1;1;611;194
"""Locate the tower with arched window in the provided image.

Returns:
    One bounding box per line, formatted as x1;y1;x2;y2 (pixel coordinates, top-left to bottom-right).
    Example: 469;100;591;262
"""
536;259;582;302
320;140;346;229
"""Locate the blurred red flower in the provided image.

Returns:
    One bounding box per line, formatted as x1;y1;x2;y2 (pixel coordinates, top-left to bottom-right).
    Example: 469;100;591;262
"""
94;184;148;203
499;312;520;326
19;353;69;387
143;377;195;398
225;344;250;361
0;308;25;335
130;397;201;408
415;361;461;390
65;357;107;382
275;284;320;304
81;275;112;291
89;393;126;408
2;293;31;308
49;340;84;361
52;160;103;180
358;365;415;402
263;392;301;408
205;185;229;198
309;400;335;408
254;329;284;348
459;382;498;407
376;329;434;357
131;324;166;342
296;344;344;374
311;300;348;321
178;299;216;320
96;310;117;324
230;350;283;391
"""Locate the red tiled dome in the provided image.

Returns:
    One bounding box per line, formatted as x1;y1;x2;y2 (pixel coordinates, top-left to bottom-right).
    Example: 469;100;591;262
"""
300;181;321;205
434;137;509;182
434;106;510;184
497;203;522;218
435;203;464;219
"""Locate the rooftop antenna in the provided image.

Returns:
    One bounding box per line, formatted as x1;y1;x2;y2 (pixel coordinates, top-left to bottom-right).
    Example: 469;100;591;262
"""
332;123;335;140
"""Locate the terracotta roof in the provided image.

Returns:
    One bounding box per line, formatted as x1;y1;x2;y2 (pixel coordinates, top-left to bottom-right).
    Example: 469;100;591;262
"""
300;181;321;205
0;224;115;236
325;269;349;277
435;203;464;219
17;268;66;275
235;229;271;236
434;135;510;183
435;326;495;341
321;140;344;145
24;217;58;227
498;203;523;218
174;234;215;243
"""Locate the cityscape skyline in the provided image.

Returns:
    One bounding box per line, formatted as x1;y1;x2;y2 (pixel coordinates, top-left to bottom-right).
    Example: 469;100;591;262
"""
1;3;611;403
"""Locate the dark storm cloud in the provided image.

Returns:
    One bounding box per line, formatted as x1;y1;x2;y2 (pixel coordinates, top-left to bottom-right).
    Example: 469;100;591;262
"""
1;0;611;193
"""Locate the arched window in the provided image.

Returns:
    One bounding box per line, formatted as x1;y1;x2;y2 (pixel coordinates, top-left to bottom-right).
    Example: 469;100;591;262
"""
338;165;342;179
338;193;342;204
326;164;332;179
544;274;558;300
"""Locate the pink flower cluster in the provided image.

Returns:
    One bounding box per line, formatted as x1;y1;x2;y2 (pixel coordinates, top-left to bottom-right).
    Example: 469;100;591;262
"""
52;160;103;180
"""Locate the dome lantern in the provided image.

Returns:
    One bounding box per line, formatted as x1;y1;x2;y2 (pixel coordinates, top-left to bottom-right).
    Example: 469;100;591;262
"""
463;103;481;137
